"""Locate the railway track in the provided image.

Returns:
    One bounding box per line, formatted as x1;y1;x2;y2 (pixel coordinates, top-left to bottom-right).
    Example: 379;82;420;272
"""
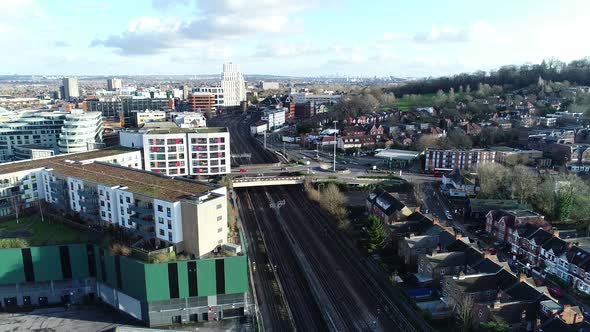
237;187;327;332
275;186;432;332
209;113;279;165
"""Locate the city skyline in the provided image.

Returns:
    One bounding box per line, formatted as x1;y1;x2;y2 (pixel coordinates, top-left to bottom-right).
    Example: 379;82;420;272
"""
2;0;590;77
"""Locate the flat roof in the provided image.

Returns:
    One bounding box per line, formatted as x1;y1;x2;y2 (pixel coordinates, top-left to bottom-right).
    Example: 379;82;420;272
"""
195;127;228;134
47;161;216;201
375;149;420;160
0;147;138;175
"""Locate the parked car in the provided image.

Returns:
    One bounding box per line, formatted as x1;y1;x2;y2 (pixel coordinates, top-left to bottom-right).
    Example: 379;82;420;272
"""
239;168;248;173
548;287;563;298
445;211;453;220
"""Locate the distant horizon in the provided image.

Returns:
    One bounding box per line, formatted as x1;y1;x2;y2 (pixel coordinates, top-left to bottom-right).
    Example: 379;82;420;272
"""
2;0;589;77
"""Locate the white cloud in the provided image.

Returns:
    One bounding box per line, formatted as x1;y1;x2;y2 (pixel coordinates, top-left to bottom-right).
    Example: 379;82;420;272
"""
413;22;498;43
93;0;317;56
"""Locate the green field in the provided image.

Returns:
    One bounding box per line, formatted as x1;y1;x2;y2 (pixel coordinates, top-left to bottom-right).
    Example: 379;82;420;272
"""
384;93;436;111
0;214;90;247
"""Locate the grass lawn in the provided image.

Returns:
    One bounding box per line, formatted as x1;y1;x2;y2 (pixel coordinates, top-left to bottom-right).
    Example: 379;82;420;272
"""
0;214;90;246
384;93;436;112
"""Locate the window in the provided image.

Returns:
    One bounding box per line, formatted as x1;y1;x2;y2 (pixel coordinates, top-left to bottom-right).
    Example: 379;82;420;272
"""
100;201;105;207
217;216;222;221
167;221;172;230
101;211;106;217
167;207;171;217
158;217;164;224
157;205;163;212
159;229;165;236
218;227;223;233
216;204;222;209
168;234;173;242
99;190;104;196
126;197;131;203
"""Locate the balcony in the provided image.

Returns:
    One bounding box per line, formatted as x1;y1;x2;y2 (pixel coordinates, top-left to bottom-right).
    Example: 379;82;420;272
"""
129;214;154;227
129;204;153;215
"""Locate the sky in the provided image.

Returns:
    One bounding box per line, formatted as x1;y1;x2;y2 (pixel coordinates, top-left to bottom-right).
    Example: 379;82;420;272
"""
2;0;590;77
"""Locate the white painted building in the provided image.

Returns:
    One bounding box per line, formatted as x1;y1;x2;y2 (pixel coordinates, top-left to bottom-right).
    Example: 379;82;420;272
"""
221;63;246;107
261;81;280;90
250;122;268;135
143;127;230;176
171;112;207;129
58;110;103;154
135;110;166;126
261;109;285;130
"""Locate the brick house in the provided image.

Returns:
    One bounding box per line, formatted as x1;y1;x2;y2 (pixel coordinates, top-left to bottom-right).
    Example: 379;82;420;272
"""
485;210;550;243
417;251;467;285
366;189;412;225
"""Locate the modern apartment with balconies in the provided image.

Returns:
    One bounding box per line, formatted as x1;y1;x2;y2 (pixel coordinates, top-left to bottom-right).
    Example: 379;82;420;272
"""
143;127;230;176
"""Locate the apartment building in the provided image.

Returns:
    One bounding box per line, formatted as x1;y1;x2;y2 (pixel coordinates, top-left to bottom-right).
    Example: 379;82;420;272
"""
85;97;172;126
58;111;103;154
170;112;207;129
424;148;496;172
221;63;245;107
135;110;166;126
187;92;215;113
143;127;230;176
194;87;224;109
261;108;285;131
0;148;142;218
485;209;550;243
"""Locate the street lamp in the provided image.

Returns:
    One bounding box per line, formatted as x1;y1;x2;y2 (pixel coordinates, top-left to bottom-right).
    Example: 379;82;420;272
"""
332;120;338;172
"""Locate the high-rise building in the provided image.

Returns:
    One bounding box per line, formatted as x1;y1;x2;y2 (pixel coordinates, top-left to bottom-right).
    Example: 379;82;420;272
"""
62;77;79;100
107;78;122;91
221;63;245;107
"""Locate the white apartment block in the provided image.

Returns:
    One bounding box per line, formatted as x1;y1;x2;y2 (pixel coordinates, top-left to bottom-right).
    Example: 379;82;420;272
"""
261;109;285;130
63;77;79;100
40;161;228;257
221;63;246;107
170;112;207;129
0;148;142;218
135;110;166;126
143;127;230;176
58;110;103;154
424;149;497;172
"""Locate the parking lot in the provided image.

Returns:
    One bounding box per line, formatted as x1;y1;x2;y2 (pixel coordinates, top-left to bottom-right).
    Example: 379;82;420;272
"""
0;305;134;332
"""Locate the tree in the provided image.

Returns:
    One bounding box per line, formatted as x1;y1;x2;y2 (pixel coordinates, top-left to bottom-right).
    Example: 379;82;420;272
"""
510;165;539;204
459;295;474;332
554;182;575;221
366;215;386;253
480;321;510;332
445;130;473;149
319;183;347;219
477;163;510;199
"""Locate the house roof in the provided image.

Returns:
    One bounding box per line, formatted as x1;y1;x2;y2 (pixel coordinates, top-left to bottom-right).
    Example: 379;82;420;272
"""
505;281;545;302
367;189;406;216
454;273;501;293
469;199;526;214
527;228;553;245
444;169;466;185
539;317;576;332
426;251;466;268
542;237;569;256
565;246;590;267
473;258;505;274
390;218;434;235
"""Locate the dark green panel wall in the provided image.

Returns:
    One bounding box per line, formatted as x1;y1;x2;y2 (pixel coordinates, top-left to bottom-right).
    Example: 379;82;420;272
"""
31;246;62;281
0;245;248;303
177;261;189;299
120;256;147;301
224;255;248;295
144;263;170;302
0;248;25;284
68;244;90;279
197;259;216;296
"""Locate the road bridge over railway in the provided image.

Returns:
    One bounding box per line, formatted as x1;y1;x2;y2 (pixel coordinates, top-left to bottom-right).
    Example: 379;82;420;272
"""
232;176;304;188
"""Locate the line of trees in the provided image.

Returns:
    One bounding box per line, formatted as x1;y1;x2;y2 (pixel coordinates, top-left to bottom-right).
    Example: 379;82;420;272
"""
390;57;590;96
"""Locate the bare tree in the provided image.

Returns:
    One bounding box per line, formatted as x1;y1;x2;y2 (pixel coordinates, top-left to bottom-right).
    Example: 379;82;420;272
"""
319;183;347;219
510;165;539;204
477;163;510;199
